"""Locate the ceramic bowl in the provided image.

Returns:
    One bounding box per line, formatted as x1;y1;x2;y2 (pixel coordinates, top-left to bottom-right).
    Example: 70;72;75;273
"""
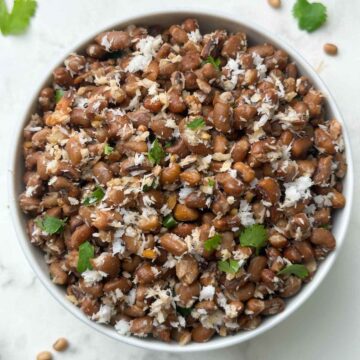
8;9;354;352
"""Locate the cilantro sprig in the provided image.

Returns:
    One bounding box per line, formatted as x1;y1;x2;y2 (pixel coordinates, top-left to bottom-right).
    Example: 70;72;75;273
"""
163;214;177;229
82;185;105;206
0;0;37;36
54;89;64;103
186;117;205;130
103;143;114;155
204;233;222;252
293;0;327;32
77;241;95;273
203;56;221;71
148;139;165;165
239;224;268;255
35;215;67;235
218;259;240;274
278;264;309;279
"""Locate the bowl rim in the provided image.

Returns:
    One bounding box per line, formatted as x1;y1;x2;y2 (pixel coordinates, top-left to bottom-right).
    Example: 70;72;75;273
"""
8;7;354;353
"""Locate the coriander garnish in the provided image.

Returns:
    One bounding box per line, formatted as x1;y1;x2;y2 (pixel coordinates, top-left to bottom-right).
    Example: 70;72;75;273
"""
82;185;105;206
104;143;114;155
218;259;240;274
186;117;205;130
77;241;95;273
204;233;222;252
203;56;221;71
239;224;268;255
35;215;67;235
293;0;327;32
277;264;309;279
148;139;165;165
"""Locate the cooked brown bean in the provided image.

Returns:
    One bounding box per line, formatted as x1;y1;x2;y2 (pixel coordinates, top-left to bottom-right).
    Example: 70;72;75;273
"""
185;191;207;209
160;163;181;184
160;233;187;256
176;254;199;284
175;281;201;307
247;256;268;282
314;128;335;155
91;252;120;278
93;161;113;185
213;102;231;133
130;316;153;335
68;224;93;249
257;177;281;204
135;263;158;285
216;172;244;196
310;228;336;250
263;298;285;315
174;204;199;221
95;31;130;51
180;169;201;186
192;325;215;343
49;261;68;285
231;138;250;162
280;276;302;298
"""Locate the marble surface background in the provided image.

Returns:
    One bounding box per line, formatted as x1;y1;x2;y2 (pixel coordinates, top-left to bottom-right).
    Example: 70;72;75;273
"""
1;0;360;359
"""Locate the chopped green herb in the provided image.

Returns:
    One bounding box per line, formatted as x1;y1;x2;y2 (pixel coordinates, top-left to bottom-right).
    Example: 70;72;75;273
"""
165;141;172;148
208;178;215;187
104;143;114;155
163;214;177;229
148;139;165;165
320;224;330;229
142;179;158;192
204;233;222;252
0;0;37;36
82;185;105;206
176;306;192;317
204;56;221;71
35;215;67;235
218;259;240;274
54;89;64;103
77;241;95;273
277;264;309;279
293;0;327;32
239;224;268;255
186;117;205;130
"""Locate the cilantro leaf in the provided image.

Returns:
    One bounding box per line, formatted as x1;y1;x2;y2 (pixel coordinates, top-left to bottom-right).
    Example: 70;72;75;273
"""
163;214;177;229
208;178;215;187
239;224;268;255
104;143;114;155
277;264;309;279
55;89;64;103
186;117;205;130
293;0;327;32
176;306;192;317
204;233;222;252
82;185;105;206
218;259;240;274
204;56;221;71
0;0;37;36
77;241;95;273
35;215;67;235
148;139;165;165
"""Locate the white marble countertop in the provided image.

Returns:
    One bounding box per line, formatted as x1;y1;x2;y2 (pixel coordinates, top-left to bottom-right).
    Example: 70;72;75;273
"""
1;0;360;358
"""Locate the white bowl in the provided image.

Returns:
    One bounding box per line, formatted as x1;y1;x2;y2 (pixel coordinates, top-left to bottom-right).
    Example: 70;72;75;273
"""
8;9;354;353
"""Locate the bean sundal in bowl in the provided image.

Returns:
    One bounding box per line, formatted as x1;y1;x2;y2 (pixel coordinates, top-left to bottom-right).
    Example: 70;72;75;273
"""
10;10;353;351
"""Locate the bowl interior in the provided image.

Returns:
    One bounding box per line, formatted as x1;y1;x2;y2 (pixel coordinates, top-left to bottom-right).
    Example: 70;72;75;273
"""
9;10;354;352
